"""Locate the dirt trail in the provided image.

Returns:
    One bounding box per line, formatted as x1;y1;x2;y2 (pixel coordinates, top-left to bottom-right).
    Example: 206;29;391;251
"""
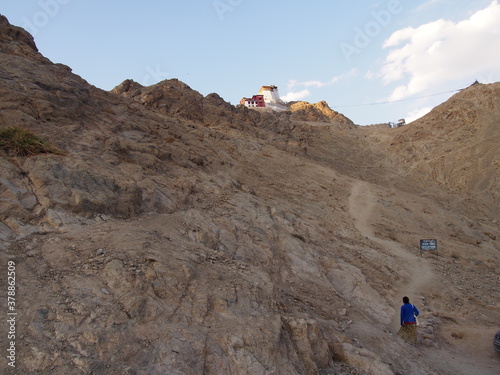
348;180;435;330
348;180;500;374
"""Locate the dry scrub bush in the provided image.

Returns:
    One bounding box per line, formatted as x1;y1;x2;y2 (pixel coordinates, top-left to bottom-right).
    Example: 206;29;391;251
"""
0;126;62;156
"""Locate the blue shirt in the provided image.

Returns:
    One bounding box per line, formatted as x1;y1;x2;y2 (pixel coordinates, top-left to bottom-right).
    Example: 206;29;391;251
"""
400;303;419;325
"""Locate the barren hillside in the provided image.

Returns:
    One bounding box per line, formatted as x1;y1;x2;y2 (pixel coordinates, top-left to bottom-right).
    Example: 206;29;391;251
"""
361;82;500;215
0;15;499;375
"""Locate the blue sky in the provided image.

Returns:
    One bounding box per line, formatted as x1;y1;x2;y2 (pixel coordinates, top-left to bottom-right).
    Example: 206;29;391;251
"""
1;0;499;124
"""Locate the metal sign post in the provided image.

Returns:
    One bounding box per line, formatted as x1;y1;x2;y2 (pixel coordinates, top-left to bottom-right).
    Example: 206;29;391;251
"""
420;239;438;257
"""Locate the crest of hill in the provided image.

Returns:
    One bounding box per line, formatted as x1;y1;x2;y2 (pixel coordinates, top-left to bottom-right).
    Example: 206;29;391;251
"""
286;100;354;125
0;14;38;56
112;79;354;128
112;78;295;134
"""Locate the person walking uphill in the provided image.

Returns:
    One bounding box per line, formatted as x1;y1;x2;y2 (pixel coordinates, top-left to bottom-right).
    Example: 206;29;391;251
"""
398;296;419;346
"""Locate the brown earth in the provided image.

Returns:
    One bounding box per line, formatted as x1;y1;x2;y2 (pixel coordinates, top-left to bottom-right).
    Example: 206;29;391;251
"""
0;15;499;375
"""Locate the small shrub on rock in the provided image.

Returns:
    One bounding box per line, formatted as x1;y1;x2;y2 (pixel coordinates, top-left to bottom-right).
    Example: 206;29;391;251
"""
0;126;62;156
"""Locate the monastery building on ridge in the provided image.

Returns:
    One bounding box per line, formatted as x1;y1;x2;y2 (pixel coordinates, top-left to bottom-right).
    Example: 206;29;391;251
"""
240;85;287;111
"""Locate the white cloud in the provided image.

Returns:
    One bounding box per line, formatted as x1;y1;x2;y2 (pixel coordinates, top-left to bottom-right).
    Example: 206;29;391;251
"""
281;89;311;102
301;79;340;88
381;1;500;100
283;69;357;102
405;106;433;123
365;70;376;79
415;0;446;12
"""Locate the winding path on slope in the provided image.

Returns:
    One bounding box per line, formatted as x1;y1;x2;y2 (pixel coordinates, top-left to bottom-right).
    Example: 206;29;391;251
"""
348;180;500;374
348;180;435;331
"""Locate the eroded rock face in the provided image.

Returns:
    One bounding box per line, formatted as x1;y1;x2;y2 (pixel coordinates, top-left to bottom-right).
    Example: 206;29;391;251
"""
287;100;354;125
0;15;38;55
1;16;499;375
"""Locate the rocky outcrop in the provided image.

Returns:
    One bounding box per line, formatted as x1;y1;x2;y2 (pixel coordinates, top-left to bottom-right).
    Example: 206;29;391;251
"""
287;100;354;125
113;79;206;122
0;15;38;56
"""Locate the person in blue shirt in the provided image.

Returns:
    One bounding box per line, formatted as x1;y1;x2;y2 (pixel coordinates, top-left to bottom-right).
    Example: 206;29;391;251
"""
397;296;419;345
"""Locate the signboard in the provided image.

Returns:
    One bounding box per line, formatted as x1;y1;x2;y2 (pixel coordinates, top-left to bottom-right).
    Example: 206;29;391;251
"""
420;239;437;256
420;239;437;250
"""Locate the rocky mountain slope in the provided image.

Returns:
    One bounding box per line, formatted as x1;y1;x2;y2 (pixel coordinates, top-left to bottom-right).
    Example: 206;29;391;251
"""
0;15;499;375
285;101;354;125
